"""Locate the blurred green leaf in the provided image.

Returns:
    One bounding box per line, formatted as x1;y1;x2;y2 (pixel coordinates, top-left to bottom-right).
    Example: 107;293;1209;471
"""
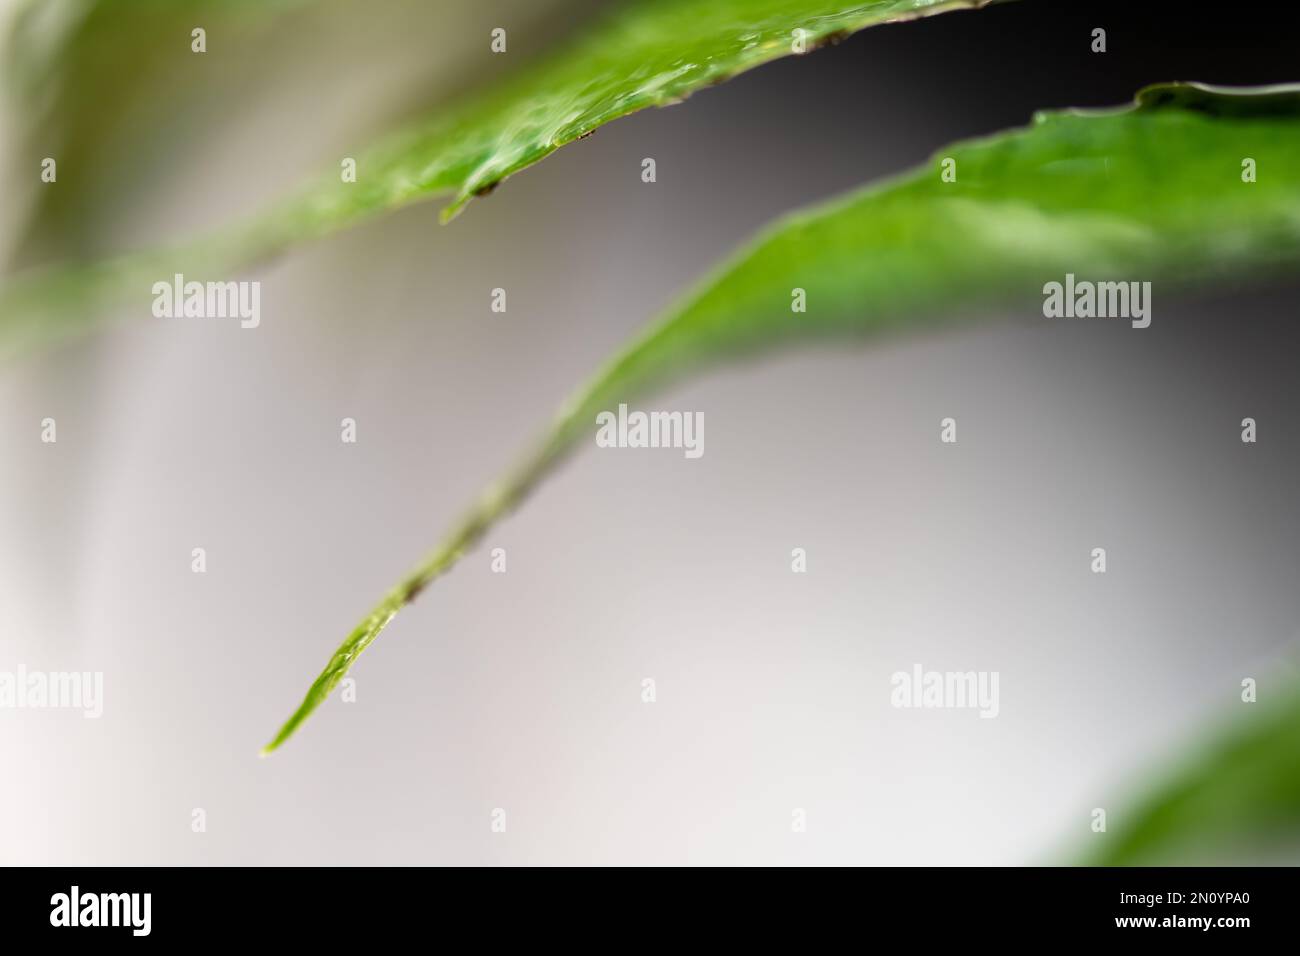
1081;679;1300;865
5;0;316;266
263;83;1300;753
1;0;1000;357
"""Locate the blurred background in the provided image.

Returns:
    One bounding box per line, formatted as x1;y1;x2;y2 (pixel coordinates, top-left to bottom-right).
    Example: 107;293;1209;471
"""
1;0;1298;865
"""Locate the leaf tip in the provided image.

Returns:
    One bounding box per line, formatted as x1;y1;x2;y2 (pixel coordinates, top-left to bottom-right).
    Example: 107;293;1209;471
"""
258;729;287;758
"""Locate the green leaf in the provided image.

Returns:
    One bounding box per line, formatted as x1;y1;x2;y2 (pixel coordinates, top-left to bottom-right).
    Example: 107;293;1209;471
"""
1;0;1001;358
1080;680;1300;865
362;0;1002;224
263;83;1300;753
